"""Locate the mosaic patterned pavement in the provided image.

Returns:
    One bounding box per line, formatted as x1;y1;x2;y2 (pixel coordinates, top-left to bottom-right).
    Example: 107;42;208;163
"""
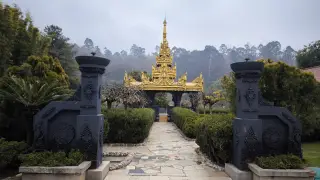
103;122;231;180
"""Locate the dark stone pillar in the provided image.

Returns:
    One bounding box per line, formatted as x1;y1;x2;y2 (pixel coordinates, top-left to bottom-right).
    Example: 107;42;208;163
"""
172;92;183;107
231;60;302;171
146;91;156;107
75;55;110;169
231;61;263;170
188;92;197;111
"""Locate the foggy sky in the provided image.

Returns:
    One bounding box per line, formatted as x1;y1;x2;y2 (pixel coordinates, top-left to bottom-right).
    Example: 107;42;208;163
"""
3;0;320;53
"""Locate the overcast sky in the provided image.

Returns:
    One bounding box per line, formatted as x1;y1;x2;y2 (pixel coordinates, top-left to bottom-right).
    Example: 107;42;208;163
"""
3;0;320;53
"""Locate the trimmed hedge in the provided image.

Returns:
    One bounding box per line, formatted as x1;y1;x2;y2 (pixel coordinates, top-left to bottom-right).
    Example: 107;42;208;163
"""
103;108;154;143
197;107;230;114
171;107;199;138
255;154;304;169
19;149;84;167
196;113;234;165
0;138;29;169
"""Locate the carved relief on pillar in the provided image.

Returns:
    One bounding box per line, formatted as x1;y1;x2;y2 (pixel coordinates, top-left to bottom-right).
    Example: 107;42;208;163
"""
80;124;96;159
79;67;105;74
242;78;257;83
244;88;256;107
83;84;96;100
240;126;261;167
235;72;261;79
244;127;259;151
51;122;76;147
262;127;283;155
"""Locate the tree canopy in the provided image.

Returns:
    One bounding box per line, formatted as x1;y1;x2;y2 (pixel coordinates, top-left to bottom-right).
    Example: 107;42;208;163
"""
296;40;320;69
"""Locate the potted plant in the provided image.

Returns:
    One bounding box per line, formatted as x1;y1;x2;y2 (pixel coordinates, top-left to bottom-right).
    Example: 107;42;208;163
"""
248;154;316;180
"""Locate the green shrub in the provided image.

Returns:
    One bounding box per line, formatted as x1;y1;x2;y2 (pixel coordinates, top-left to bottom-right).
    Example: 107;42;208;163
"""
0;138;29;169
171;107;200;138
196;113;234;165
19;149;84;167
103;108;154;143
197;107;230;114
255;154;304;169
104;118;109;142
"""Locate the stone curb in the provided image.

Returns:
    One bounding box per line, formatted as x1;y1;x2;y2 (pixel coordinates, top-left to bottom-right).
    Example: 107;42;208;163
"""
248;163;316;178
103;152;135;171
106;143;146;147
19;161;91;175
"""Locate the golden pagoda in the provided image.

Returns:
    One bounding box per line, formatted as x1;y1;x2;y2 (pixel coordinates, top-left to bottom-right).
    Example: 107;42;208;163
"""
124;19;204;92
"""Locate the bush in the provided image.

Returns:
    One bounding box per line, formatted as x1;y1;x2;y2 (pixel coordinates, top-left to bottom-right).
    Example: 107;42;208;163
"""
197;107;230;114
196;113;234;165
171;107;200;138
0;138;29;169
103;108;154;143
19;149;84;167
255;154;304;169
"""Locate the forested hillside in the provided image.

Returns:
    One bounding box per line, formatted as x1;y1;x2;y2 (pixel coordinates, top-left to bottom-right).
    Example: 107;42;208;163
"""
1;2;318;92
74;38;297;90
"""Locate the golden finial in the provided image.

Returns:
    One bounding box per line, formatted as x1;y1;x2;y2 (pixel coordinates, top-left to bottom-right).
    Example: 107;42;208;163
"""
163;17;167;39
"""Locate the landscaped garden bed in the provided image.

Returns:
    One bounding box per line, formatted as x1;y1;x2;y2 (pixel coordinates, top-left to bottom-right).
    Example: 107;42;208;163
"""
18;150;90;180
248;154;316;180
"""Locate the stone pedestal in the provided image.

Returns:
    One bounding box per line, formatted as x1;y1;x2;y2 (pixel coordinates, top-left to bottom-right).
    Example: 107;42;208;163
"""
230;61;302;171
231;62;264;170
75;55;110;169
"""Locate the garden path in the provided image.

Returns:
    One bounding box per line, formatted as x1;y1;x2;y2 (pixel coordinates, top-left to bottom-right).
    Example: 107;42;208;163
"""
103;122;231;180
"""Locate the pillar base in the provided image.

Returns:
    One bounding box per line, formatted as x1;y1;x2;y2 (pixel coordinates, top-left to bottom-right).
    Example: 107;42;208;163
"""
232;117;263;171
76;114;104;169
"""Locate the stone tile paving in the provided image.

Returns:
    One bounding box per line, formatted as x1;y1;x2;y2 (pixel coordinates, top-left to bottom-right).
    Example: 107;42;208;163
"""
103;122;231;180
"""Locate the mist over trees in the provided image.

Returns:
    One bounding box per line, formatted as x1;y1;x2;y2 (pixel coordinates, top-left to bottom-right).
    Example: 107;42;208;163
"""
1;2;313;92
72;38;297;90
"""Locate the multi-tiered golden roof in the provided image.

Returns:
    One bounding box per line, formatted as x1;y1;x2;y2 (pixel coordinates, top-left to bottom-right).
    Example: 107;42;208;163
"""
124;19;204;92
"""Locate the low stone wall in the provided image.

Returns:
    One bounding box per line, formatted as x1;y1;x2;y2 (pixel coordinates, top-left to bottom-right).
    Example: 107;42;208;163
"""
248;163;316;180
19;161;91;180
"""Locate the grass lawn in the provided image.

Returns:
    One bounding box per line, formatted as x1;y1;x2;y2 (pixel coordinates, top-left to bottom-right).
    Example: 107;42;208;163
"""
303;142;320;167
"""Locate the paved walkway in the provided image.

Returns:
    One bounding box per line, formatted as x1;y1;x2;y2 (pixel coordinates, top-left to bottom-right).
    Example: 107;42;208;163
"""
104;122;231;180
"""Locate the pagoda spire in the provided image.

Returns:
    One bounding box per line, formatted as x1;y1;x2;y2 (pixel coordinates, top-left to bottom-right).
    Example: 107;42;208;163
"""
158;18;171;59
163;17;167;40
